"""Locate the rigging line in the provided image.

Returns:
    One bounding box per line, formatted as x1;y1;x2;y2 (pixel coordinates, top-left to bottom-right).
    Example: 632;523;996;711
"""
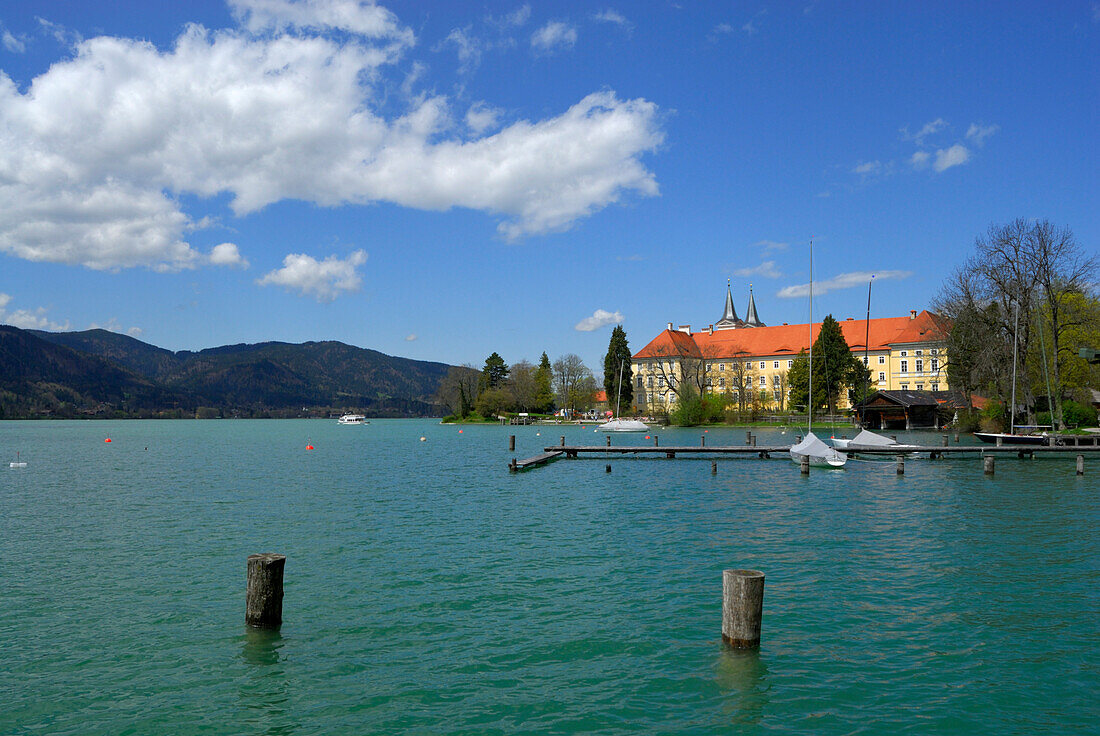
1034;306;1057;429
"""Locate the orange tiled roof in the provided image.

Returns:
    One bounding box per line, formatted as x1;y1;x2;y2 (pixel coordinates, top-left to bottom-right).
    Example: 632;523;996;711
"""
633;310;947;360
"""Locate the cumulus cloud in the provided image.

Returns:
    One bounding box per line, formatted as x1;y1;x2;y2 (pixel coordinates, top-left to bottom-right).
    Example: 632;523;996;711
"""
89;317;143;337
900;118;947;145
933;144;970;172
909;151;931;170
207;242;249;268
755;239;789;251
405;333;417;341
3;30;26;53
442;26;482;73
574;308;623;331
0;293;71;331
966;123;999;146
257;250;368;301
532;21;577;52
852;160;882;176
593;9;632;32
734;260;781;279
0;10;661;270
465;101;501;135
777;270;911;298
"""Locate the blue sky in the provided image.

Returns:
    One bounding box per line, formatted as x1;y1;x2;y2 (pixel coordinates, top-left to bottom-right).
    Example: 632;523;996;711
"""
0;1;1096;372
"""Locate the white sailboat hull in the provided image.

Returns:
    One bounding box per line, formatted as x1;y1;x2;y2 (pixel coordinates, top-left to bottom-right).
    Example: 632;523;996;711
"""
790;432;847;467
598;419;649;432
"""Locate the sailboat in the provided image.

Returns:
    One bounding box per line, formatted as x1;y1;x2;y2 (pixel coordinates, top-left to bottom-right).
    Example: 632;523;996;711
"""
974;298;1048;446
789;241;847;468
10;451;27;468
599;360;649;432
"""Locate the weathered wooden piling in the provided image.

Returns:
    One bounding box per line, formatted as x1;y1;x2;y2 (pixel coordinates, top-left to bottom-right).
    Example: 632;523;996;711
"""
246;553;286;629
955;432;960;443
722;569;765;649
606;435;611;447
984;455;995;475
560;436;566;447
996;436;1003;447
509;458;517;473
509;434;515;451
751;435;757;447
605;463;611;473
800;455;809;475
654;435;659;447
1078;454;1085;476
896;457;905;475
942;435;949;447
746;430;752;445
701;435;706;447
711;460;717;474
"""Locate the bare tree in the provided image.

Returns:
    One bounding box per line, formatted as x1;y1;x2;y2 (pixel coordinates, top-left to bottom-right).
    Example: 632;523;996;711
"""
552;354;595;413
436;364;481;418
507;360;537;412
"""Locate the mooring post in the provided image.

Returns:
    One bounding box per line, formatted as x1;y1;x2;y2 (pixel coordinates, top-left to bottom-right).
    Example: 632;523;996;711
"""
896;457;904;475
800;455;809;475
751;435;757;447
996;436;1003;447
942;434;949;447
722;569;765;649
984;455;995;475
560;436;566;447
701;435;706;447
746;431;752;445
605;463;611;473
711;460;717;474
955;432;960;443
654;435;659;447
509;458;517;473
246;553;286;629
509;434;515;451
606;435;611;447
1077;454;1084;476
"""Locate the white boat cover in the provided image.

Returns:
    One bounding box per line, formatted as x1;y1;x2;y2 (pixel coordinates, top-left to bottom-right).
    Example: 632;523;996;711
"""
790;432;847;467
848;429;897;447
598;418;649;432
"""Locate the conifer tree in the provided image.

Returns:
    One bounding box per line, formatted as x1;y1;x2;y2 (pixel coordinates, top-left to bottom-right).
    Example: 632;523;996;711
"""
534;352;555;413
812;315;859;415
603;325;633;412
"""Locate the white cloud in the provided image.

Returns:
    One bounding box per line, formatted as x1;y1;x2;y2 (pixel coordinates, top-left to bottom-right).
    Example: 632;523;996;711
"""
258;250;368;301
405;333;417;341
0;293;71;331
574;308;623;331
743;10;766;35
777;270;912;298
443;26;482;73
755;239;788;251
933;144;970;172
531;21;577;53
465;101;501;135
89;317;143;337
593;9;631;31
208;242;249;268
852;160;882;176
734;260;781;279
900;118;948;145
909;151;931;170
228;0;415;45
3;30;26;53
0;15;662;269
965;123;999;146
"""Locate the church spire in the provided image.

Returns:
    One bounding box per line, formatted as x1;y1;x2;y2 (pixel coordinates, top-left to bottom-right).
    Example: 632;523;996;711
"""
715;279;742;329
744;284;765;327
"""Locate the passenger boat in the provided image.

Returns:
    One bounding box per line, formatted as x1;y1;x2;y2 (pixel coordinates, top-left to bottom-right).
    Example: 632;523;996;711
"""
337;414;367;425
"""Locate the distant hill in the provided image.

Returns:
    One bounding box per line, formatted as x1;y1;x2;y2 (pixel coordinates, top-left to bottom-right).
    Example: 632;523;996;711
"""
3;327;453;418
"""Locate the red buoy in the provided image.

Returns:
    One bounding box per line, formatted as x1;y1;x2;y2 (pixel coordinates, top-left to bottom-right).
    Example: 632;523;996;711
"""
105;438;112;443
306;444;314;450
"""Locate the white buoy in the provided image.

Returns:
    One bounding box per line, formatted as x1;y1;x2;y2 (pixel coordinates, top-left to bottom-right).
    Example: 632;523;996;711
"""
419;436;426;442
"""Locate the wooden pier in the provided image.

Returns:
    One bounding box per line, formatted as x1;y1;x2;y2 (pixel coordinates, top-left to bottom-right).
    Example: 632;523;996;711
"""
509;440;1100;471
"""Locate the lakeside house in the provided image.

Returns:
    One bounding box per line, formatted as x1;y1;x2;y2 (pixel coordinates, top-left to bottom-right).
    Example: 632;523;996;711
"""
631;283;950;413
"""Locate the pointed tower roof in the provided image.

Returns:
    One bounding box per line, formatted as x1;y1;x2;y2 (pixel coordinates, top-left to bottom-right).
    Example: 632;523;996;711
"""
715;280;743;329
744;284;765;327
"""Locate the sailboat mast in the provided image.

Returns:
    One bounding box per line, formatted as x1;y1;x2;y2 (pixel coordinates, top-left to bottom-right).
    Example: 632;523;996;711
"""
862;276;873;425
808;240;814;434
1009;299;1019;435
616;359;624;417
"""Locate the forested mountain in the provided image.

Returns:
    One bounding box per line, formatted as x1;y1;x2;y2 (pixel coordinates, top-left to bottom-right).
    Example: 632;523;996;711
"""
2;326;450;418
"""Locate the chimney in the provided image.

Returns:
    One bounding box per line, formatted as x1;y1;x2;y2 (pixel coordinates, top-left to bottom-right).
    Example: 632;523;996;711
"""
667;322;673;330
846;317;854;321
910;310;917;320
708;324;714;335
679;324;691;334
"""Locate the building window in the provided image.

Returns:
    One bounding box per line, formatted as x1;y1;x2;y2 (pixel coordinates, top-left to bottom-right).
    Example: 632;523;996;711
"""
759;361;766;370
718;363;724;371
916;350;923;356
637;376;643;387
658;376;666;387
647;376;653;388
916;359;924;372
901;351;908;357
772;375;780;386
745;376;752;388
931;383;939;391
705;363;711;372
878;372;885;382
745;362;752;370
901;360;908;373
787;360;793;368
878;355;885;364
916;384;924;391
931;358;939;371
773;361;780;369
773;389;781;401
759;376;766;387
900;384;908;390
863;356;869;365
718;377;725;389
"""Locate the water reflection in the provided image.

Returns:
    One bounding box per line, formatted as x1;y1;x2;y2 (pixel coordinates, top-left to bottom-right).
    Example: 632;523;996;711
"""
238;627;299;736
716;647;770;726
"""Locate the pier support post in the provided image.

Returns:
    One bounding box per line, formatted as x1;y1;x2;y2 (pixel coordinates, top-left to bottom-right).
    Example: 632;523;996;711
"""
509;435;515;451
605;463;611;474
800;455;809;475
955;432;960;443
942;435;949;447
712;460;717;474
701;435;706;447
246;553;285;629
606;435;611;447
896;457;904;475
751;435;757;447
1077;454;1084;476
722;569;765;649
984;456;995;475
996;436;1003;447
654;435;659;447
560;436;566;447
509;458;517;473
746;431;752;445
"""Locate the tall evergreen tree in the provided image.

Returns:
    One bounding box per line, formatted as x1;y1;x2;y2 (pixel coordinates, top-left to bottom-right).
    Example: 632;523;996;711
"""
603;325;633;412
534;352;555;413
812;315;859;415
480;352;509;391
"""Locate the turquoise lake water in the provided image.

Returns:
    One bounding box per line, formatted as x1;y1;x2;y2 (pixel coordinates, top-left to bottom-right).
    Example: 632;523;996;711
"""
1;419;1096;735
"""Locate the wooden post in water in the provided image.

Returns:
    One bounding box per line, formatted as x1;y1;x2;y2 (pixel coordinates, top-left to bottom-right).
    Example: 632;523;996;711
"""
751;435;757;447
942;435;949;447
606;435;611;447
896;457;904;475
509;435;515;451
996;436;1003;447
701;435;706;447
560;436;566;447
722;569;765;649
605;463;611;474
1077;454;1084;476
246;553;285;629
984;456;995;475
654;435;659;447
955;432;960;443
800;455;809;475
746;431;752;445
711;460;717;475
509;458;517;473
